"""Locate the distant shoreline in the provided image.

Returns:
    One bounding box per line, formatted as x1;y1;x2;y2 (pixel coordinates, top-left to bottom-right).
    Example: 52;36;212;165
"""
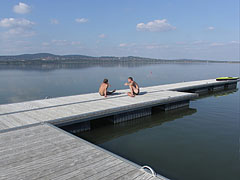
0;53;239;65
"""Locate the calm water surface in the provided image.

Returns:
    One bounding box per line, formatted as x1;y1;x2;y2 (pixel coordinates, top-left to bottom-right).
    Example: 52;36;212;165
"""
0;63;239;180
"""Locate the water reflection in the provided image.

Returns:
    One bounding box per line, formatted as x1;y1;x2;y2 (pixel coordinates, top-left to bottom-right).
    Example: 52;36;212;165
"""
0;62;171;71
77;107;197;144
1;62;238;105
197;88;238;99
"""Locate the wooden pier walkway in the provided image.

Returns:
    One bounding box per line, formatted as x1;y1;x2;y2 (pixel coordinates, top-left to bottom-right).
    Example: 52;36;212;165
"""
0;90;197;131
0;123;165;180
1;79;237;131
0;79;238;179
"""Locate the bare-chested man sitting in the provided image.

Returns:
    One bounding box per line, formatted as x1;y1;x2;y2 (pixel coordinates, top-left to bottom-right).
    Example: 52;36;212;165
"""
124;77;140;97
99;79;116;97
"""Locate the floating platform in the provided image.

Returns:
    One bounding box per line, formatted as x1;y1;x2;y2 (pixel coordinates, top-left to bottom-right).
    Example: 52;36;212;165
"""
0;78;238;179
0;90;198;131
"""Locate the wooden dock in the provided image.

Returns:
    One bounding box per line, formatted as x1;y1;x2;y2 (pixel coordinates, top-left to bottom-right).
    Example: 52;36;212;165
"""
0;79;238;179
0;123;165;180
0;90;197;131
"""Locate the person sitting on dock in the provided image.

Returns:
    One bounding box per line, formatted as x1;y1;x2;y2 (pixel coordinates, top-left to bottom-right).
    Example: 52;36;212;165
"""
124;77;140;97
99;79;116;97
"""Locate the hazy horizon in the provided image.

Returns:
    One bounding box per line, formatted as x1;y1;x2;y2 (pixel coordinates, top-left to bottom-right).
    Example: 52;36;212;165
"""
0;52;240;62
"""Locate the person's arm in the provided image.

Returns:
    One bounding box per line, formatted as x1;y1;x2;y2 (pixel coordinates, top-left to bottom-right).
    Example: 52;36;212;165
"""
104;88;107;97
130;86;134;95
124;83;129;86
104;84;108;97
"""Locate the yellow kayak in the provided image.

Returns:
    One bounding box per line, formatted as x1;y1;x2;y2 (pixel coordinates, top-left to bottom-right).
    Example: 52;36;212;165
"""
216;77;239;81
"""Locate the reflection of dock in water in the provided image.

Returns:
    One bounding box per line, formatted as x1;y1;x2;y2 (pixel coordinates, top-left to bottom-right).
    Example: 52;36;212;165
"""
197;88;238;99
78;107;197;145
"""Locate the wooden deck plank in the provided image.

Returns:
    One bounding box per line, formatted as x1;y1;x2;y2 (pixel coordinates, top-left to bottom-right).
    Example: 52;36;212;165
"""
134;173;156;180
3;148;101;180
0;136;77;164
83;162;130;180
34;151;109;180
115;169;146;180
20;149;106;180
0;124;161;180
0;124;51;144
0;116;19;129
99;164;137;180
52;157;122;180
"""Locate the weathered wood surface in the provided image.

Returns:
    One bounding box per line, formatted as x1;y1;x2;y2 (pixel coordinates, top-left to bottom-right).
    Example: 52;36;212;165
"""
0;79;237;131
0;91;196;131
0;124;165;180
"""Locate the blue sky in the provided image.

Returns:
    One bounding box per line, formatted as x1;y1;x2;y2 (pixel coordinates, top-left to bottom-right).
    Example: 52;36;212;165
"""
0;0;239;60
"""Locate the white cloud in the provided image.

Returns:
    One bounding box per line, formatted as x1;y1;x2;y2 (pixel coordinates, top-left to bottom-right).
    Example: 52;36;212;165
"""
119;43;128;47
51;40;68;46
136;19;176;32
49;39;81;46
0;18;34;28
71;41;81;45
229;41;239;44
192;40;208;45
0;27;35;39
50;19;59;24
13;2;31;14
145;44;169;49
98;34;106;38
207;26;215;30
75;18;88;23
4;27;35;37
0;18;35;39
119;43;137;48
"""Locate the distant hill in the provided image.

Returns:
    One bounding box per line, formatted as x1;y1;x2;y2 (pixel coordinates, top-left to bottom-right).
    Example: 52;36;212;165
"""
0;53;239;64
0;53;93;61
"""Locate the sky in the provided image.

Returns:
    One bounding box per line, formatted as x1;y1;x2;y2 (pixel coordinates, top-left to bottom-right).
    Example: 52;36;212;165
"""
0;0;239;60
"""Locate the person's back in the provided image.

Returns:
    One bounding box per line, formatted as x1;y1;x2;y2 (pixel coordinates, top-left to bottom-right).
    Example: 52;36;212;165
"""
99;79;116;97
99;82;108;96
131;81;139;90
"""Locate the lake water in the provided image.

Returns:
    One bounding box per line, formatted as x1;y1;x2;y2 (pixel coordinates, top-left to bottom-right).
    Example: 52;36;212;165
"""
0;63;239;180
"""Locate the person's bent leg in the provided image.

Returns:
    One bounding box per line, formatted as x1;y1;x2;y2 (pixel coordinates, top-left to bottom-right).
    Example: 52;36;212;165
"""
131;86;138;95
107;89;116;95
127;92;134;97
106;91;112;95
128;86;135;97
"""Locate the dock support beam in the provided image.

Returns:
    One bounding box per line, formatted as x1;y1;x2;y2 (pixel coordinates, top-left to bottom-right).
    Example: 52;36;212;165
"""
65;121;91;134
189;82;237;95
224;82;237;90
212;85;225;92
158;100;190;111
110;108;152;124
109;100;191;124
